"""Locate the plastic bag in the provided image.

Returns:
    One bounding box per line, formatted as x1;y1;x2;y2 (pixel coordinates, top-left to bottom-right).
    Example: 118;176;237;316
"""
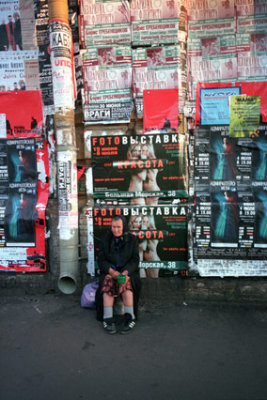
81;280;99;309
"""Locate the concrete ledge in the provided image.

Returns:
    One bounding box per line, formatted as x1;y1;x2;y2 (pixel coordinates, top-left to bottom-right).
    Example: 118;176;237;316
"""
0;273;59;295
139;277;267;307
1;272;267;307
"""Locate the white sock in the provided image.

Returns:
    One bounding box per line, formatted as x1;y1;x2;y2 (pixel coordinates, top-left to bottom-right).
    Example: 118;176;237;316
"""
103;306;113;320
124;306;135;319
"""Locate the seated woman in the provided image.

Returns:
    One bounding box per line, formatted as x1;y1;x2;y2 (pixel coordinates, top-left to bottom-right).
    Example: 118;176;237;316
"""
95;215;141;334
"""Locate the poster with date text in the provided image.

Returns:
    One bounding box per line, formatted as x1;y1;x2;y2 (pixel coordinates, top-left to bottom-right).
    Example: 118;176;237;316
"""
91;133;188;200
93;204;188;270
0;138;49;272
193;125;267;277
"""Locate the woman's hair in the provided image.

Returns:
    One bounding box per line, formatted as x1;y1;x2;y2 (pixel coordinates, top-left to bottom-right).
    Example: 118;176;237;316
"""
112;215;129;233
128;215;142;230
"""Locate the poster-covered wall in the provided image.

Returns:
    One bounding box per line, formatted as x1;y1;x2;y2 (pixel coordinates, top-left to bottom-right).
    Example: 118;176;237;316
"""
186;6;267;102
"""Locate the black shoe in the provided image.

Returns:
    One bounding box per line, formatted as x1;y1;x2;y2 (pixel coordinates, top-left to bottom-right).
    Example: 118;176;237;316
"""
120;313;136;334
103;318;117;334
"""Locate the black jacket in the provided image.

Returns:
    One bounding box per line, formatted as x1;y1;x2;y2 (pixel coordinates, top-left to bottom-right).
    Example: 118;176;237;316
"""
95;230;142;321
98;230;140;275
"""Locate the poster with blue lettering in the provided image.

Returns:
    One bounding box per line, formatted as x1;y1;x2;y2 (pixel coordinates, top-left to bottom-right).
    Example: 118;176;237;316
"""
200;86;241;125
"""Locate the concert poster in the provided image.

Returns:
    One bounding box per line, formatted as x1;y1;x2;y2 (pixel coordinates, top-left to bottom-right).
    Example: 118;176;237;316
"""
0;137;49;272
193;124;267;275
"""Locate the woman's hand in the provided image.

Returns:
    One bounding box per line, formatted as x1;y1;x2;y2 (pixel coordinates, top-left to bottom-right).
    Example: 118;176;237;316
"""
108;268;120;280
121;270;130;284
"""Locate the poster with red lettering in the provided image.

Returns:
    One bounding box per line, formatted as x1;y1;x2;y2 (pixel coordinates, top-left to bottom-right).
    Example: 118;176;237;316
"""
143;89;178;133
0;91;43;138
91;133;188;201
93;204;188;271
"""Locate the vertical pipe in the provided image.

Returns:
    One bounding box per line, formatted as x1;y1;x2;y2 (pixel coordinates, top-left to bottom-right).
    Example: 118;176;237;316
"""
48;0;79;294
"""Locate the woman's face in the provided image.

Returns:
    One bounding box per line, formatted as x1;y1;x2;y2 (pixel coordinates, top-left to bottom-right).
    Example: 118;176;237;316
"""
142;216;149;227
132;216;141;228
131;145;141;159
111;219;123;237
141;145;149;158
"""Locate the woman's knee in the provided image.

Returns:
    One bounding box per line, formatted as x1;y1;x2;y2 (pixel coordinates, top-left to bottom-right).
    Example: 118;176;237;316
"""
103;292;115;306
122;289;134;306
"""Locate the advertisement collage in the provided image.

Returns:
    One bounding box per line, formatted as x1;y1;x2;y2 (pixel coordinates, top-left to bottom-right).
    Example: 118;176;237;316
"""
0;0;267;279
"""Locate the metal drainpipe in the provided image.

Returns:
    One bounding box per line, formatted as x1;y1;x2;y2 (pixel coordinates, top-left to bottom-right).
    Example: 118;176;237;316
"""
48;0;79;294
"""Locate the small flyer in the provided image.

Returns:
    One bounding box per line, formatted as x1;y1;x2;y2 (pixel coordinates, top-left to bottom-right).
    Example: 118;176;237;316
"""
200;86;240;125
229;95;261;137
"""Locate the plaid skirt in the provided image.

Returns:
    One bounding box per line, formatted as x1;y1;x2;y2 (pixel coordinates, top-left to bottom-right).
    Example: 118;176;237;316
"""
102;274;133;297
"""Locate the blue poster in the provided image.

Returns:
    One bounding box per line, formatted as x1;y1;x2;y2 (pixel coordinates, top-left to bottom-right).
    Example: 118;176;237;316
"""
200;87;241;125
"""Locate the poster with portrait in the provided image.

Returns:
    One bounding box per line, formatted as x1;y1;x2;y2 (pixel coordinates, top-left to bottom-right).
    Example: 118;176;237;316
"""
132;46;179;117
0;50;40;93
93;204;188;270
187;0;235;20
0;0;37;51
131;0;178;46
0;91;43;138
236;0;267;16
236;25;267;82
210;188;239;247
210;131;237;182
91;133;187;200
187;35;236;58
188;54;237;101
82;46;133;123
80;0;130;48
0;137;49;272
0;0;22;51
80;0;131;47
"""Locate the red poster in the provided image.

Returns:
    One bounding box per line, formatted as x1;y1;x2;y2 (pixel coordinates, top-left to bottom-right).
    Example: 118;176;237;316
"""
143;89;178;132
0;91;43;137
